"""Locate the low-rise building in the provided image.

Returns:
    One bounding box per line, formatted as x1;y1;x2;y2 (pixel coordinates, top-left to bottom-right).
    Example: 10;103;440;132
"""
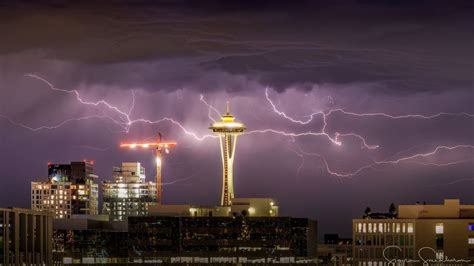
318;234;352;265
353;199;474;265
148;197;278;218
128;216;317;264
52;215;128;264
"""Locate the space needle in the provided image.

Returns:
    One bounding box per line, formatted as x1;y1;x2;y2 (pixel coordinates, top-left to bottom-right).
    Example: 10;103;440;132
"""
209;101;246;206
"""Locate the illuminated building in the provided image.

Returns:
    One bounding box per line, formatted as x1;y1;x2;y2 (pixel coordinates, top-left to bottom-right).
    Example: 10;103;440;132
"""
353;199;474;265
149;198;278;218
120;133;176;203
0;207;53;265
31;161;99;218
209;102;246;206
102;162;157;221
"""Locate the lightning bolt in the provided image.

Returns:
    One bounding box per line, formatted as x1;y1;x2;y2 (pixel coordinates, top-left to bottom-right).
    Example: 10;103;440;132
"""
431;177;474;187
199;94;221;122
264;88;379;149
2;75;472;180
19;74;217;141
72;145;112;152
160;175;195;186
296;144;474;178
0;114;111;131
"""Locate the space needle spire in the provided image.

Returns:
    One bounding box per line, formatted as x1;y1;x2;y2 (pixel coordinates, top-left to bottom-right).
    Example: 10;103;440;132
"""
209;101;246;206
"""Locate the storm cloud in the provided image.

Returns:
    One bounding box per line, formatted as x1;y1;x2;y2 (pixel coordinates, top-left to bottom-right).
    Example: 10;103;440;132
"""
0;0;473;237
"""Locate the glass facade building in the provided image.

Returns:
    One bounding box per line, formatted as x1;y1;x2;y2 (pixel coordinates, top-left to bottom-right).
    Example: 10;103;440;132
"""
102;162;157;221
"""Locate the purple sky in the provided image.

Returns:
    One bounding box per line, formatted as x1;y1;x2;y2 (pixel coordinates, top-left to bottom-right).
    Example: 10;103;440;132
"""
0;1;473;237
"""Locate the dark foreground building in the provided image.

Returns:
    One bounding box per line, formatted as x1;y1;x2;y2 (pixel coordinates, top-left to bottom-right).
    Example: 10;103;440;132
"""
52;216;128;264
52;216;317;264
0;207;53;265
128;216;317;264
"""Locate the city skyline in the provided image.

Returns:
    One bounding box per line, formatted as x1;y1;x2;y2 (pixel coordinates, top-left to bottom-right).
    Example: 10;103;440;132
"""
0;1;473;237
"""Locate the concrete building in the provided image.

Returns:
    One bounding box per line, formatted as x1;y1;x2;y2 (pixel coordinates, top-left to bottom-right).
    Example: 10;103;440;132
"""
149;197;279;218
128;216;317;264
353;199;474;265
102;162;157;221
0;207;53;265
317;234;352;265
52;215;128;264
31;161;99;218
50;214;316;264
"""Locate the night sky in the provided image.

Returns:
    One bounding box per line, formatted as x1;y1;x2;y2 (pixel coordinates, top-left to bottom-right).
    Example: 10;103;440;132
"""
1;0;473;237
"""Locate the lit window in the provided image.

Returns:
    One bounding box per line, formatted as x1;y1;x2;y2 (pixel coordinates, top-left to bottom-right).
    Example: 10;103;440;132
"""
435;223;444;234
407;223;414;233
468;237;474;244
378;223;383;233
358;223;362;233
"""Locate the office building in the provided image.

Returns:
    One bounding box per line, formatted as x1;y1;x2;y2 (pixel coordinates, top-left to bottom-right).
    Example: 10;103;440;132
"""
353;199;474;265
0;207;53;265
52;215;128;264
102;162;157;221
31;161;99;218
128;216;317;264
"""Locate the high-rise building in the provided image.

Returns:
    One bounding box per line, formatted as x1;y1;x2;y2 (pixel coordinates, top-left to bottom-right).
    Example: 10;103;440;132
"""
102;162;157;221
209;102;246;206
353;199;474;265
0;207;53;265
31;161;99;218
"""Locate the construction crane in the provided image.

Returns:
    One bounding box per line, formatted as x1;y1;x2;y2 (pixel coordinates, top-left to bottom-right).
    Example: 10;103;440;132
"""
120;133;177;204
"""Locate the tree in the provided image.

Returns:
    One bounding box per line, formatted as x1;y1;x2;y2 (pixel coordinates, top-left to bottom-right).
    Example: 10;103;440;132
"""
389;203;397;217
364;206;372;217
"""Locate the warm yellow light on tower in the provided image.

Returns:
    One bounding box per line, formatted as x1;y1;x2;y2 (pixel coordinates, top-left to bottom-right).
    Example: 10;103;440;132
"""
209;101;246;206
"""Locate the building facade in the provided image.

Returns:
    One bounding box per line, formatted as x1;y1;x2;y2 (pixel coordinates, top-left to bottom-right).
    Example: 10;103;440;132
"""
0;207;53;265
128;216;317;264
353;199;474;265
149;198;279;218
31;161;99;218
102;162;157;221
317;234;352;265
52;216;128;264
